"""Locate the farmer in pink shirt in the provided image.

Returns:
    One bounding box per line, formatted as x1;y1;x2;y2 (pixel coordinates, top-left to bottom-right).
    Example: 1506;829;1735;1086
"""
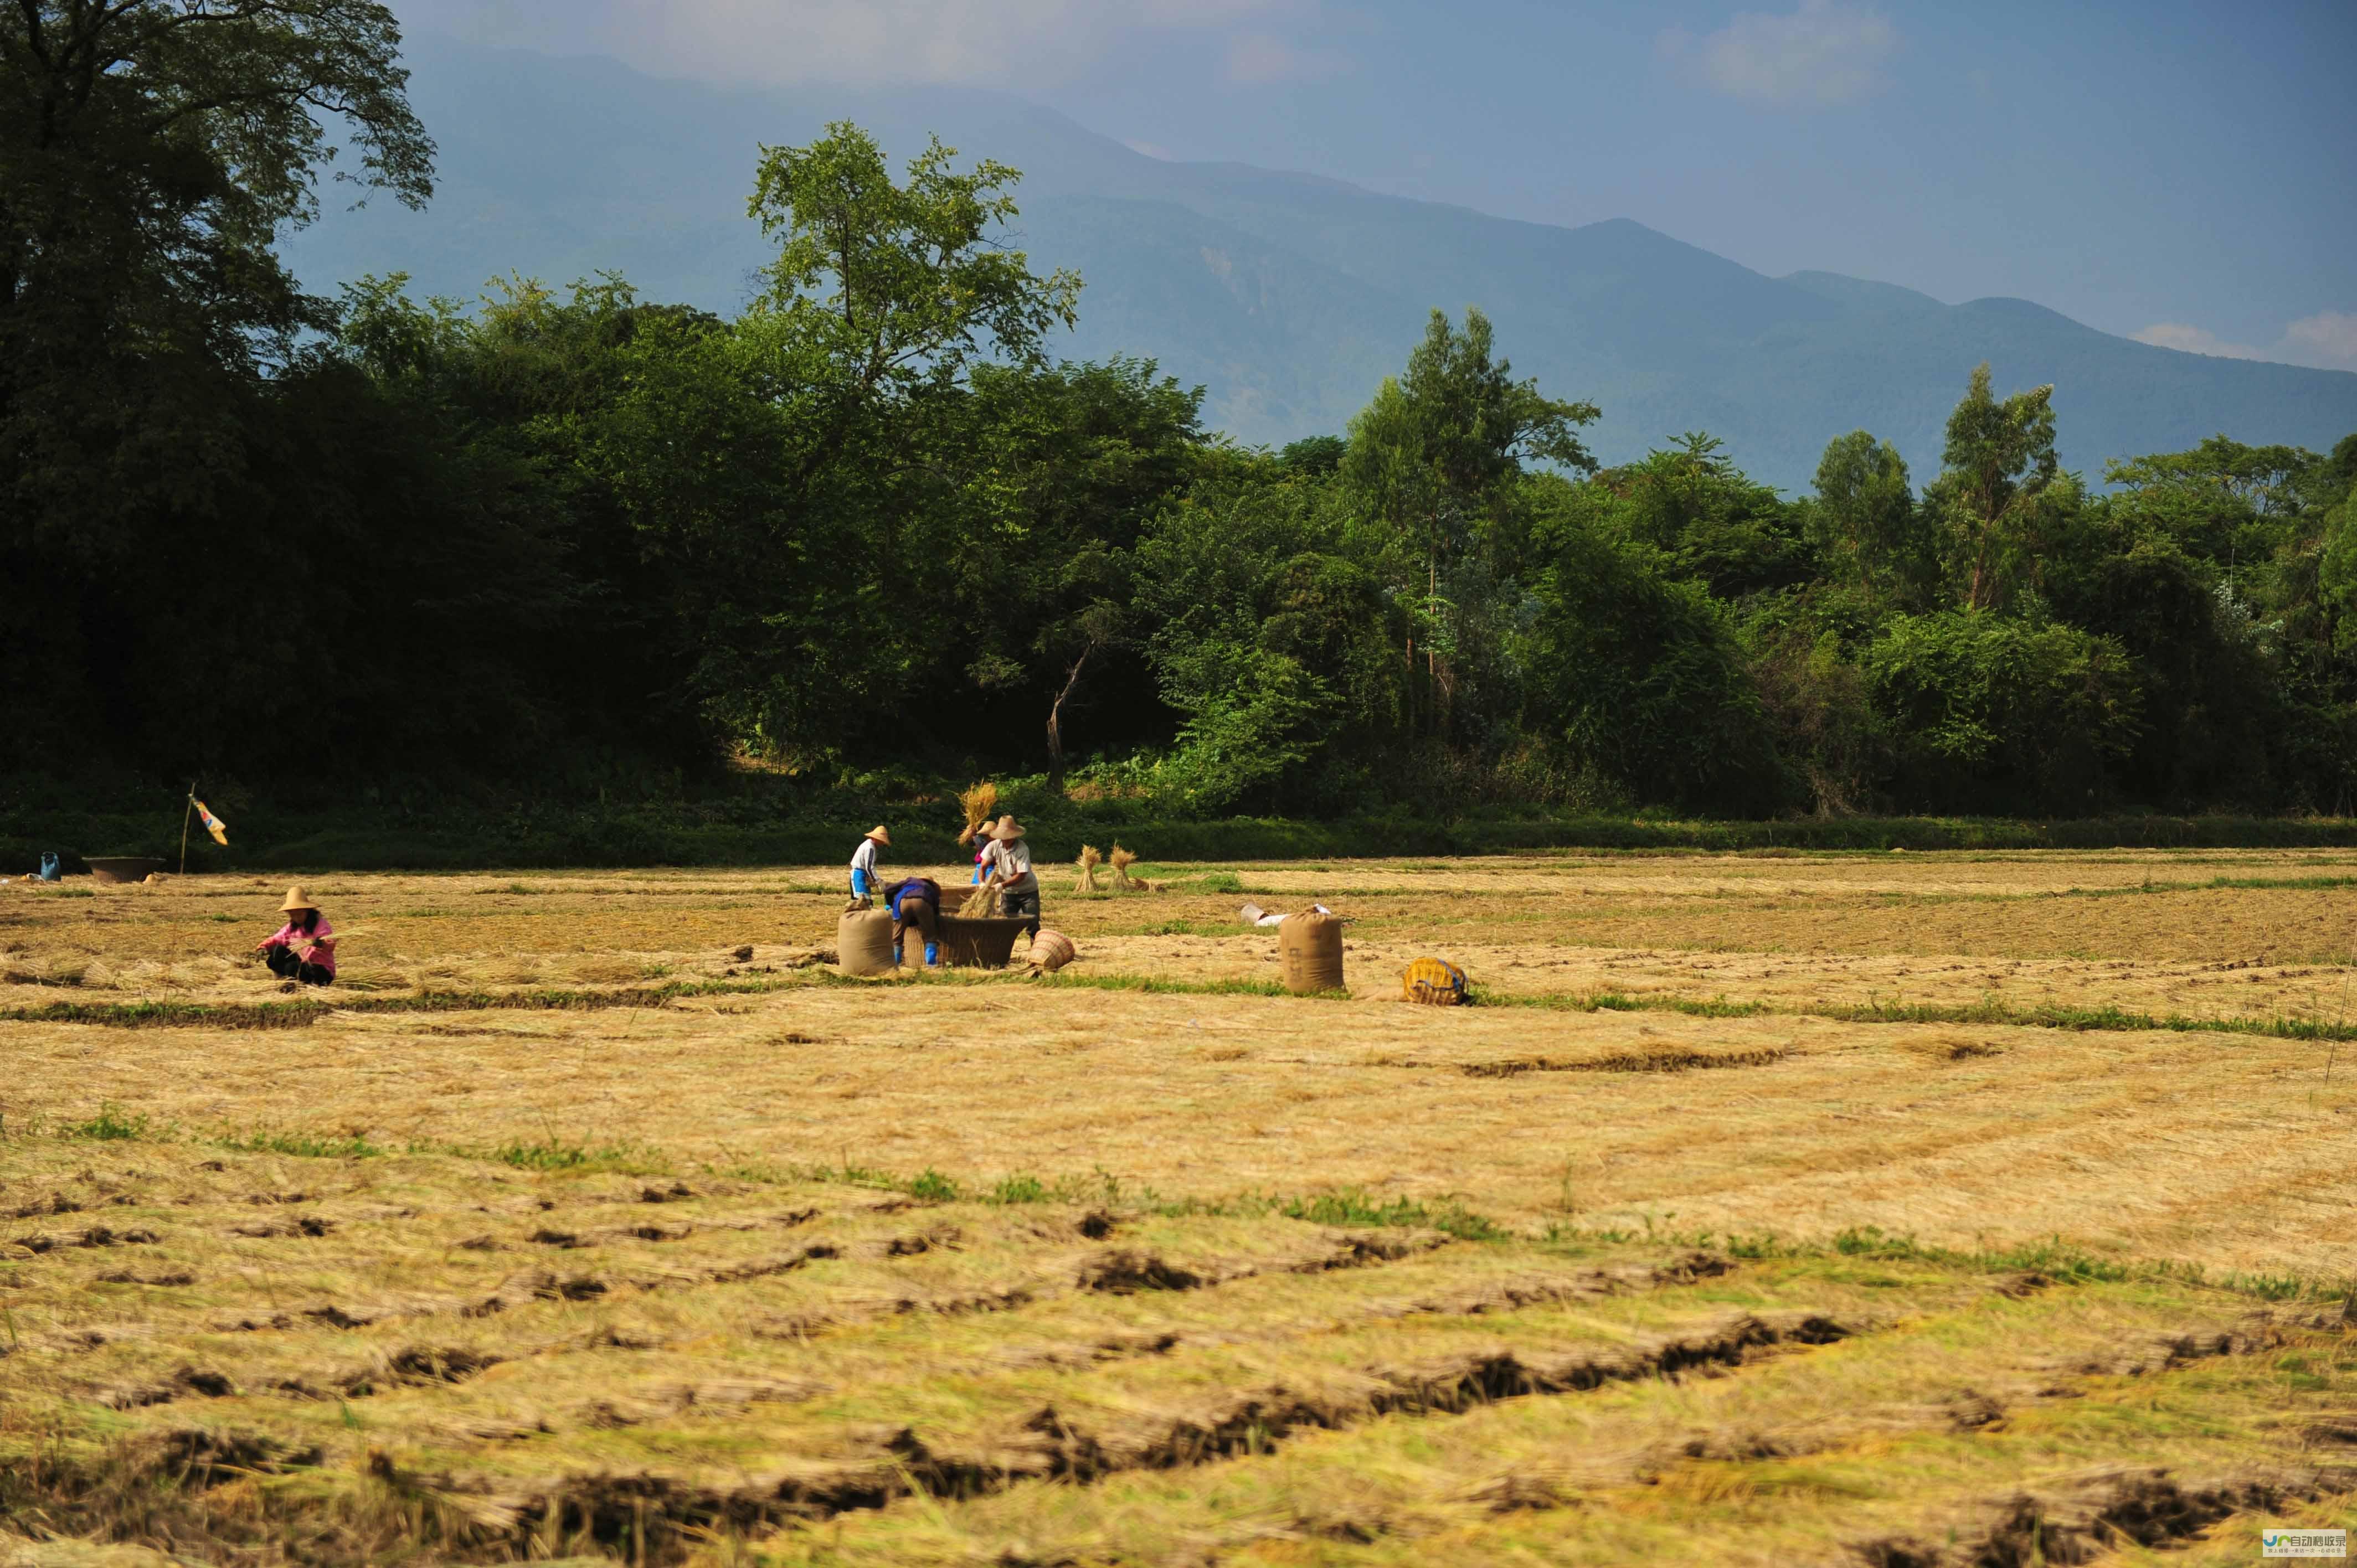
254;886;336;986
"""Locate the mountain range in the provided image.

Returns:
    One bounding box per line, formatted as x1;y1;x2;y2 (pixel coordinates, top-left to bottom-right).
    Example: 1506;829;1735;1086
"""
283;33;2357;492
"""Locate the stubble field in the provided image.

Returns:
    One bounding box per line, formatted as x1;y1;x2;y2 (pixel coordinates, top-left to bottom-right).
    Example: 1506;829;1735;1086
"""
2;848;2353;1565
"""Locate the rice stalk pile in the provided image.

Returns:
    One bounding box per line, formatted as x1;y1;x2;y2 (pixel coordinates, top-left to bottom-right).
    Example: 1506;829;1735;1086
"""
1109;844;1141;892
956;781;999;846
957;876;1001;918
1074;844;1103;893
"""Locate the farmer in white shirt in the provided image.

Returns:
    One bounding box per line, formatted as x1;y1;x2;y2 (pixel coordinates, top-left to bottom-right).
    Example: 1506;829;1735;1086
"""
847;825;890;906
982;816;1042;938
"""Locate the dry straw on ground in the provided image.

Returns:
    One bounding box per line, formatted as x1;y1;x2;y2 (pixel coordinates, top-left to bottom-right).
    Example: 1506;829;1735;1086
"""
4;849;2355;1564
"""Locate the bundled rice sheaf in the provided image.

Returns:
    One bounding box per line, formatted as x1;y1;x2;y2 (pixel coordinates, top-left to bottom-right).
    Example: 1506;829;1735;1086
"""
1074;844;1102;893
1109;845;1141;893
957;878;1001;919
956;782;999;847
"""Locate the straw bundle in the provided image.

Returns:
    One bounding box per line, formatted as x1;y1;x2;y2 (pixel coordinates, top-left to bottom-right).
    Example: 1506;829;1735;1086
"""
957;876;1001;919
1074;844;1102;893
1108;845;1141;892
956;782;999;846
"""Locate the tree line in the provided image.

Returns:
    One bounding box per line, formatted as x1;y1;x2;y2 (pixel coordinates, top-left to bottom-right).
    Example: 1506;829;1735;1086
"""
8;2;2357;821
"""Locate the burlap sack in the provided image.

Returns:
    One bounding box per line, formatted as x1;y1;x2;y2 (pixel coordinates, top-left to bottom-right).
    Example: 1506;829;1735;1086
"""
1277;911;1345;995
836;907;898;977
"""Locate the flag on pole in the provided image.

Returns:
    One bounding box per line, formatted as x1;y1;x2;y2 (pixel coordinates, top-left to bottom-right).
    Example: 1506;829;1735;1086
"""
193;798;228;847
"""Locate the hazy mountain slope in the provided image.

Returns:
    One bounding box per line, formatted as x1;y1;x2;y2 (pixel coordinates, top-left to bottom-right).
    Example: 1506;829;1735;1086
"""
283;33;2357;488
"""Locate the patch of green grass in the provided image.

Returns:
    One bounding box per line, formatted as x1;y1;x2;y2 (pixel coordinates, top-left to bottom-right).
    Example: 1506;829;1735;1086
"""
215;1127;385;1159
989;1174;1050;1204
0;974;822;1029
1467;981;2357;1043
1276;1189;1510;1241
467;1136;661;1174
1031;972;1342;1000
59;1103;152;1141
908;1168;960;1202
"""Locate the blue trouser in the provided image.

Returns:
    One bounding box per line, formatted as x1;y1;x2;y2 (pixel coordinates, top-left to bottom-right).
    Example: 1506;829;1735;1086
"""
850;868;877;898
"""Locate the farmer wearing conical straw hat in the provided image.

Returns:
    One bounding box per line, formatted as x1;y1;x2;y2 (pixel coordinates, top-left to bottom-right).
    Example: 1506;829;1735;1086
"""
982;817;1042;939
253;886;337;986
847;826;891;907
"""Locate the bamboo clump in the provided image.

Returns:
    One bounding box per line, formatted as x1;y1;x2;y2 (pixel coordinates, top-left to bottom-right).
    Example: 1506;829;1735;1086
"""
1074;844;1102;893
956;782;999;846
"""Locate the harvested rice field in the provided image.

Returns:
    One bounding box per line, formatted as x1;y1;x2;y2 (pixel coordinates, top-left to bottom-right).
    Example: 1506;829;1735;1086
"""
2;849;2353;1565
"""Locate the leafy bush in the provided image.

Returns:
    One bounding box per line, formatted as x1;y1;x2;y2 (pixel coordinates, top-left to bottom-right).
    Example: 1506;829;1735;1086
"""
1864;612;2142;812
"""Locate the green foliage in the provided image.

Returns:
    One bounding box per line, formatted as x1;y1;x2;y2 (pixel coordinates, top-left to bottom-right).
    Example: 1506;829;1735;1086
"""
908;1168;961;1202
60;1105;153;1142
1864;612;2142;810
1932;363;2063;612
1812;431;1936;605
11;53;2357;824
1516;487;1787;813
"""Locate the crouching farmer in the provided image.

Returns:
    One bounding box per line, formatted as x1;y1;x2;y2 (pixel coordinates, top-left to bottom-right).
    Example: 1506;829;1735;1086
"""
255;887;336;986
885;875;941;967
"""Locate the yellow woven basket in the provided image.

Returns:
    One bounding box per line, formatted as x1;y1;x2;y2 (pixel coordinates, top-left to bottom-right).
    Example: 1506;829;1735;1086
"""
1401;957;1468;1006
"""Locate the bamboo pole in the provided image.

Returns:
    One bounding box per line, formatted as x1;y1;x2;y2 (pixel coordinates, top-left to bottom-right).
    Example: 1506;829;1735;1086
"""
178;783;194;876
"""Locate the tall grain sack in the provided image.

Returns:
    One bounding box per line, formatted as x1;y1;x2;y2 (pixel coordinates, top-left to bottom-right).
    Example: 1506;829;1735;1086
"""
1277;911;1345;995
836;908;897;977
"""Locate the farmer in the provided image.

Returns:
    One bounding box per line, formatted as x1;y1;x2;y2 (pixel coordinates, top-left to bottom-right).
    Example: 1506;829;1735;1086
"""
883;875;942;967
983;817;1042;939
847;825;890;906
254;887;336;986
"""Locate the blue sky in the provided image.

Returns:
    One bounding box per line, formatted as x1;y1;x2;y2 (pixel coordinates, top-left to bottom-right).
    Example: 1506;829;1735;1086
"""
393;0;2357;369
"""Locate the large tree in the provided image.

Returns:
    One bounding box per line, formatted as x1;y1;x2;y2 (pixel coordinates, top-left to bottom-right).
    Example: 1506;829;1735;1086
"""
1;0;431;538
1930;363;2060;612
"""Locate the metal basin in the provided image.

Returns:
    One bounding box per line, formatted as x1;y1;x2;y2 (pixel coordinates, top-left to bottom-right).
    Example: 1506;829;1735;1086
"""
86;857;165;885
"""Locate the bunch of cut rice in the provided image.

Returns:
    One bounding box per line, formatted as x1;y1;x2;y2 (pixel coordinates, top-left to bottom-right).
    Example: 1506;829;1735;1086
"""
1074;844;1102;893
1109;845;1141;892
956;781;999;846
956;878;1001;919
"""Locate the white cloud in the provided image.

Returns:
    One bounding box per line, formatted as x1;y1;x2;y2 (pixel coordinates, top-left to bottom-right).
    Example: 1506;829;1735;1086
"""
2130;322;2265;360
2134;313;2357;372
1661;0;1898;109
2285;311;2357;368
399;0;1315;88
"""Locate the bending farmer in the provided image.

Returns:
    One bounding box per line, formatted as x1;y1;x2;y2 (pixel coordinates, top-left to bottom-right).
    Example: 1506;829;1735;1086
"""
884;876;941;967
848;825;891;905
984;817;1042;939
254;886;337;986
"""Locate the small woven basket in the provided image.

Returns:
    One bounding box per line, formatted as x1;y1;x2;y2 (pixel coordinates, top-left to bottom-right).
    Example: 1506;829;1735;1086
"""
1028;929;1078;974
1401;957;1469;1006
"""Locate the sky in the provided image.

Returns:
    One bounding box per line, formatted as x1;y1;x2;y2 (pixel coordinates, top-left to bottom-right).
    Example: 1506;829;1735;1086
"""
388;0;2357;370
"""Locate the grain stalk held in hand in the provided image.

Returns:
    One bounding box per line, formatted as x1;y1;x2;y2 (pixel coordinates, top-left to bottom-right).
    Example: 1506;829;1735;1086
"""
957;876;1002;919
956;782;999;847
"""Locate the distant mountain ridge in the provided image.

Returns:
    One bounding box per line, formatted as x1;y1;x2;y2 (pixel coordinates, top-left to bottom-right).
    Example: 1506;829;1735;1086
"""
283;32;2357;490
